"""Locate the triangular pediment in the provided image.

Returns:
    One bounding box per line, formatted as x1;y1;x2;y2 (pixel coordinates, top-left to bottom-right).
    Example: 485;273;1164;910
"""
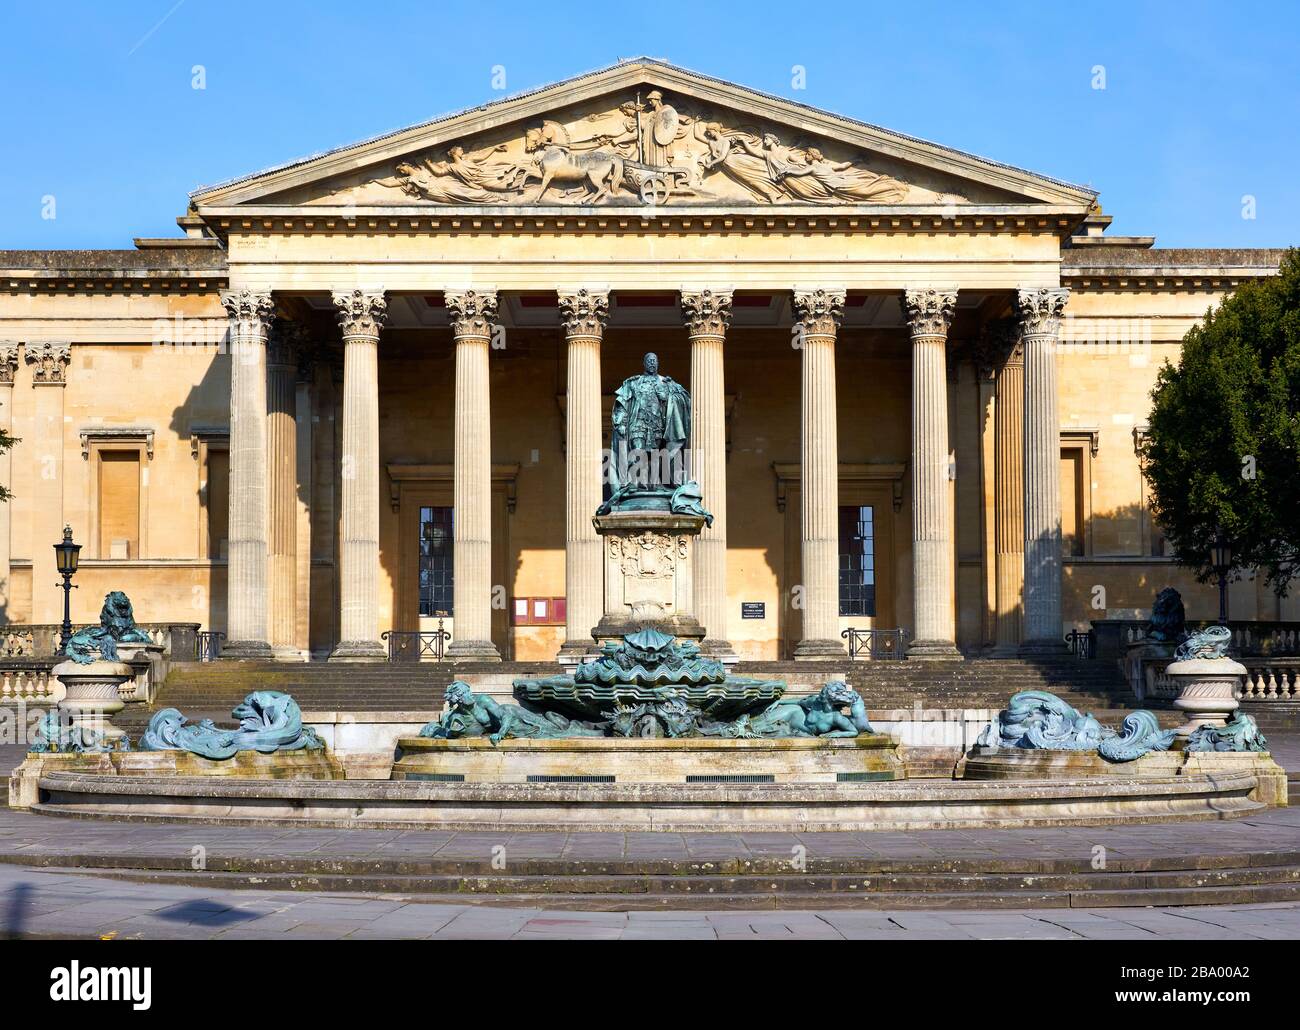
192;60;1094;213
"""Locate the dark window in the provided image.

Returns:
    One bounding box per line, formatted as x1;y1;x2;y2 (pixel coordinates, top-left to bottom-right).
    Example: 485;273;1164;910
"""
838;504;876;617
419;506;454;617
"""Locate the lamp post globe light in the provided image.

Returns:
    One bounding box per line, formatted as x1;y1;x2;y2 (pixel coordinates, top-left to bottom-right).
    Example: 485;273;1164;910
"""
1211;525;1232;625
54;524;81;654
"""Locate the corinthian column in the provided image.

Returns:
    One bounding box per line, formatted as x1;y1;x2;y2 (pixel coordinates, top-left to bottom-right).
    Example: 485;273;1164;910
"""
221;289;275;658
267;320;303;658
1016;286;1070;654
904;288;961;659
558;288;608;662
329;290;387;661
792;288;847;660
683;288;734;658
446;289;501;662
984;320;1025;655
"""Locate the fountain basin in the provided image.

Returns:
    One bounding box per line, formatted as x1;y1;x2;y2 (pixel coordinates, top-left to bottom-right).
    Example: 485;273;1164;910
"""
392;733;903;784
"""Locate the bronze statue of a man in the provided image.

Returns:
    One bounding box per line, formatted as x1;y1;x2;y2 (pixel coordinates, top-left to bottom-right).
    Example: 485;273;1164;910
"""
609;351;690;490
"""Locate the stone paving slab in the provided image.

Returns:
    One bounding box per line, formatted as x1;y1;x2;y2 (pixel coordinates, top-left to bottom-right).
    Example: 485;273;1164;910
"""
8;864;1300;939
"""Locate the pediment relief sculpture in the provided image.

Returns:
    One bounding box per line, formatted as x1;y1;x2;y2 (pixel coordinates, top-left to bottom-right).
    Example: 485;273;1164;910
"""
362;90;943;208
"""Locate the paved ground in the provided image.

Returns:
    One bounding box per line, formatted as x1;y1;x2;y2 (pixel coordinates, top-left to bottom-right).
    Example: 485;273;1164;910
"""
5;864;1300;939
4;731;1296;939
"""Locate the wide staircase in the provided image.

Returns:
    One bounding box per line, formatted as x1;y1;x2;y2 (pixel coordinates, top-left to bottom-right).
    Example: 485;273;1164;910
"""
116;655;1152;739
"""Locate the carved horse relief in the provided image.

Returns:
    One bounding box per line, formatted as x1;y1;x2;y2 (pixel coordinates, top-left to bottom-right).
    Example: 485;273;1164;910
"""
368;90;921;207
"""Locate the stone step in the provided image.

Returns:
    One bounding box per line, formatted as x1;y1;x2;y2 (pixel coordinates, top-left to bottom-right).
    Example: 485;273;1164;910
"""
28;863;1300;910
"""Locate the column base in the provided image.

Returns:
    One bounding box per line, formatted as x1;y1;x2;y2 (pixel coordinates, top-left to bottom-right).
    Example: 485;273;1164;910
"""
329;640;387;662
446;639;502;663
1018;638;1069;657
793;637;848;661
556;638;597;667
221;640;273;660
907;639;963;661
698;637;739;664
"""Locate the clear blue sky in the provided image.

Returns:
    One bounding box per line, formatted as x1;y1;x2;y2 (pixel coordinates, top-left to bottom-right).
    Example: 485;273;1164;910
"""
1;0;1297;249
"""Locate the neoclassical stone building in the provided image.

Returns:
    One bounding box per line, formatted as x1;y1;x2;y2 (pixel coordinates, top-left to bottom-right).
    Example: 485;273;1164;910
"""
0;60;1288;661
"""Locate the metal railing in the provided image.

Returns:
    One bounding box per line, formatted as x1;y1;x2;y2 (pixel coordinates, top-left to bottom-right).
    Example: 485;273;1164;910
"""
196;631;225;662
841;627;908;660
383;620;451;662
1064;629;1096;659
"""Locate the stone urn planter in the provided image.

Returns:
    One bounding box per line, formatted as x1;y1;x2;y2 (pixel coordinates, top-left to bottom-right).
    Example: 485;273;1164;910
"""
52;659;133;743
1166;655;1245;734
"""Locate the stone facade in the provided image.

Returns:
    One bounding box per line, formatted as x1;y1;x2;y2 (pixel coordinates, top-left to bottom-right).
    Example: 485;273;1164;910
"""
0;61;1291;661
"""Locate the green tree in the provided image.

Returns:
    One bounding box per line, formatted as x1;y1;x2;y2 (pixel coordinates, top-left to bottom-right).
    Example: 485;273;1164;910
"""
1141;247;1300;592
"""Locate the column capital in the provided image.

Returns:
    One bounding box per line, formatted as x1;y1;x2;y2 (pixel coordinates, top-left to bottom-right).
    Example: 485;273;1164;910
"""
268;318;310;370
903;287;958;338
973;318;1023;377
792;288;845;336
446;289;499;338
0;342;20;385
220;288;276;336
557;288;610;338
1014;286;1070;337
680;288;733;337
24;342;70;386
332;289;388;339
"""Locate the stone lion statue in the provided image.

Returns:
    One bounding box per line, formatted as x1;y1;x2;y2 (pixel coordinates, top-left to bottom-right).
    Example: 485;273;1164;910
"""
63;590;153;664
1147;587;1186;642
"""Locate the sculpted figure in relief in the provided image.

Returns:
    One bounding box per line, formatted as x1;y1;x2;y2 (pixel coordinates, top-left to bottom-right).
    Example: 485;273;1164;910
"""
374;90;912;207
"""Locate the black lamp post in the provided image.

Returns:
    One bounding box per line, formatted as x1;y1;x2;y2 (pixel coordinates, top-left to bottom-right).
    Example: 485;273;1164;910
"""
1211;525;1232;625
54;524;81;654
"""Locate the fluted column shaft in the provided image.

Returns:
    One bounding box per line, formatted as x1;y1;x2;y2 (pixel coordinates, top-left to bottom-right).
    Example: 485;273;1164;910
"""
446;290;501;662
792;289;847;660
221;290;274;658
330;290;387;660
558;289;608;660
684;289;734;657
267;323;301;656
992;328;1025;654
904;288;960;658
1017;287;1070;653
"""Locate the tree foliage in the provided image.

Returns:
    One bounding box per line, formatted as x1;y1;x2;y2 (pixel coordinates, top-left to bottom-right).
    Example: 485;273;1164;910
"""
1141;248;1300;591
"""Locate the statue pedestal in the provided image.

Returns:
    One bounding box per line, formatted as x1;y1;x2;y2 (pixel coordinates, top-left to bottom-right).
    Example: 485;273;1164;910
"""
593;511;705;645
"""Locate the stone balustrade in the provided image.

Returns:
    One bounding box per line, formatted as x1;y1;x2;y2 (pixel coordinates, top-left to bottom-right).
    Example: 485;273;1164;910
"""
0;659;62;702
1099;619;1300;658
1134;654;1300;704
0;622;199;660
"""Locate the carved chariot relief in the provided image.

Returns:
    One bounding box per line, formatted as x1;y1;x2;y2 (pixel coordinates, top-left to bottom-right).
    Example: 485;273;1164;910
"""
352;88;956;208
